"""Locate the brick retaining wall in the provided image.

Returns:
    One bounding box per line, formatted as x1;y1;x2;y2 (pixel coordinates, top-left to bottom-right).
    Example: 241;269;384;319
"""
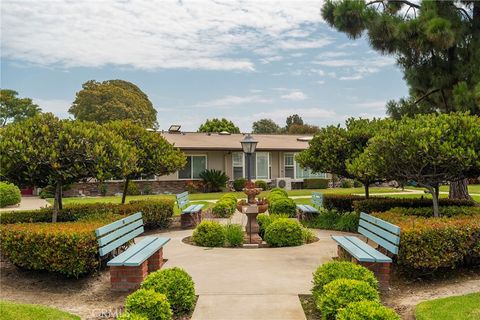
63;180;187;197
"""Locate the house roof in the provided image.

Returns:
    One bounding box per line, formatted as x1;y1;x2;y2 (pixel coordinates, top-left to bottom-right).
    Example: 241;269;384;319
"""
160;132;313;151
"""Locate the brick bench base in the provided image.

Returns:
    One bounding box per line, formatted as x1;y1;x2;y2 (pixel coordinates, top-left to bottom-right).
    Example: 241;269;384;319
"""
337;246;391;289
110;248;164;291
181;211;202;229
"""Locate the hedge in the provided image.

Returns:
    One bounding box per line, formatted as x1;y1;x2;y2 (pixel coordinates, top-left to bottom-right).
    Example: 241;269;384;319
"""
0;221;103;277
353;197;475;213
212;193;237;218
374;210;480;271
303;178;329;189
192;220;225;247
0;199;174;229
0;181;21;208
336;301;400;320
323;194;366;212
268;197;297;217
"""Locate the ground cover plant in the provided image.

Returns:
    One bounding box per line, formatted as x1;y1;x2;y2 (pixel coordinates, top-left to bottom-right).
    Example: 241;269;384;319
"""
0;181;21;207
415;292;480;320
0;300;80;320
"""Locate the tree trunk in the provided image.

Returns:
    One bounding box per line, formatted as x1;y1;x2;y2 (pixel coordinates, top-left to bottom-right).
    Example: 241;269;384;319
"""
364;181;370;199
52;181;61;222
449;179;472;200
58;184;63;210
429;186;440;218
122;178;129;204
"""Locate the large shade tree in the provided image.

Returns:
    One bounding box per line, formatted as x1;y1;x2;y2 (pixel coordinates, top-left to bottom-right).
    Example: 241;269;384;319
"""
105;121;186;204
358;113;480;217
0;89;41;127
69;80;158;128
252;118;281;134
322;0;480;199
198;118;240;133
0;113;137;221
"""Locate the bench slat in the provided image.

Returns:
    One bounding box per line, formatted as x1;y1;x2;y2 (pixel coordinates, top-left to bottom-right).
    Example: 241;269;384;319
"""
358;226;399;255
360;212;400;235
359;219;400;245
332;235;376;262
176;192;190;208
346;236;392;263
95;212;143;237
296;204;309;212
99;225;144;257
107;237;157;266
311;192;323;207
98;219;144;247
124;237;171;266
304;205;318;213
183;204;203;214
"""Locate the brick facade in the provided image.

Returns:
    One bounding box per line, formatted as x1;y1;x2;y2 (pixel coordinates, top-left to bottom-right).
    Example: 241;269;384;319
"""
63;180;187;197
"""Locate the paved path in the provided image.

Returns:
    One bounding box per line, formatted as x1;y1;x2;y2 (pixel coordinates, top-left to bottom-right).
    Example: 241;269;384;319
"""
147;212;349;320
0;196;50;211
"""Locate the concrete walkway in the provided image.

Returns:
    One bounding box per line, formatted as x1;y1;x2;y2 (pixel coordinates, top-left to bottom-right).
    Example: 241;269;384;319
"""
0;196;50;211
147;213;349;320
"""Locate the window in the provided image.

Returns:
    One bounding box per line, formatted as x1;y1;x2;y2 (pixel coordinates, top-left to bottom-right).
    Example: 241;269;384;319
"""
284;153;295;178
284;152;326;179
232;152;244;180
232;152;270;179
178;155;207;179
256;152;269;180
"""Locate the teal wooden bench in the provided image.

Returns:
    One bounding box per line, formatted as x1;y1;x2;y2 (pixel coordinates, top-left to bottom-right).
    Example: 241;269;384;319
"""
297;191;323;219
96;212;170;291
332;212;400;288
176;191;204;228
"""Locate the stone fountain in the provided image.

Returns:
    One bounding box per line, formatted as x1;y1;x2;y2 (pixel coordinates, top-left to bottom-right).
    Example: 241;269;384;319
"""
239;181;266;245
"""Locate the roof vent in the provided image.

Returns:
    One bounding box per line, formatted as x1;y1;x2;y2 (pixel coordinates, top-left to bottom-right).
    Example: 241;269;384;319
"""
168;124;181;133
297;136;313;142
219;131;231;135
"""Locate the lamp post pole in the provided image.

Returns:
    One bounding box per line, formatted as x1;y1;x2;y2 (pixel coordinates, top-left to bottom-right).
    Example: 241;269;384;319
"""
240;133;259;244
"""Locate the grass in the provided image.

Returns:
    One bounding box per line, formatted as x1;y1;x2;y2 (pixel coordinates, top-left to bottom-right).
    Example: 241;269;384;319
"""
415;292;480;320
407;184;480;194
0;301;80;320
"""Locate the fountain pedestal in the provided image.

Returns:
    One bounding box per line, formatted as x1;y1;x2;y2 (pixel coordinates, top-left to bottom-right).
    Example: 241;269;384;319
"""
242;204;263;245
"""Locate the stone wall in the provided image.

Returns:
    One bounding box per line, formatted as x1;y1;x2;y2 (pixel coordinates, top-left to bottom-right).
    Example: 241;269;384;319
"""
63;180;187;197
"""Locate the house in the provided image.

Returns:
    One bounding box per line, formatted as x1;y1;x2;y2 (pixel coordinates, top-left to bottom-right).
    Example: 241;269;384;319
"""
63;131;328;196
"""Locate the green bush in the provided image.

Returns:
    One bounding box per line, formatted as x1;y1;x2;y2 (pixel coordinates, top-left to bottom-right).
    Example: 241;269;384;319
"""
336;301;400;320
224;224;244;247
374;211;480;271
127;181;140;195
353;180;363;188
318;279;380;320
199;169;229;192
269;198;297;217
141;267;195;315
303;178;329;189
302;209;359;232
0;221;103;277
311;261;378;300
0;200;174;229
353;197;475;213
254;180;268;190
0;181;21;208
212;193;237;218
39;185;55;199
233;178;246;191
257;213;289;239
302;228;316;243
324;194;365;212
192;221;225;247
386;206;478;218
266;193;286;204
264;218;303;247
270;187;288;197
117;313;148;320
125;289;172;320
99;183;108;196
340;180;353;188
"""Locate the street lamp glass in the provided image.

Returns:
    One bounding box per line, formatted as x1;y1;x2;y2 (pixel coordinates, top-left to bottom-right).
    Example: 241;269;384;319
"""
240;134;258;154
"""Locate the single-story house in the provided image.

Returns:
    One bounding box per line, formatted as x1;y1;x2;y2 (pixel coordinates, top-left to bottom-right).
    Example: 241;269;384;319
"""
63;131;328;196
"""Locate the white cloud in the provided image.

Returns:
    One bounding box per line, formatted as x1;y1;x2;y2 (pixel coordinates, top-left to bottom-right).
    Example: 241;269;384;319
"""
2;0;327;71
260;55;284;64
190;95;273;108
313;56;396;80
281;90;308;100
33;98;71;118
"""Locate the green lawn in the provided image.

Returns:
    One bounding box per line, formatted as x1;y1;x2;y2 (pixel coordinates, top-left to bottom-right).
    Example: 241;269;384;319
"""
407;184;480;194
0;301;80;320
415;292;480;320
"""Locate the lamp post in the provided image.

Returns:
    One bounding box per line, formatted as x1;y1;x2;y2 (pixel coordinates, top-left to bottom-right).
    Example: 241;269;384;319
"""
240;133;258;182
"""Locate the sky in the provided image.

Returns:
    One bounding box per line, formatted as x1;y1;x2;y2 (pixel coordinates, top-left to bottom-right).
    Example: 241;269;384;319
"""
1;0;409;132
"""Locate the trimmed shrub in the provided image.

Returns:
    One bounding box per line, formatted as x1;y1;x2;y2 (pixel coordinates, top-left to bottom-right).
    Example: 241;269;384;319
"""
337;301;400;320
302;228;316;243
224;224;244;247
324;195;365;212
266;192;286;204
0;222;103;277
127;200;175;228
192;221;225;247
264;218;303;247
311;261;378;300
254;180;268;190
269;197;297;217
303;178;329;189
340;180;353;188
233;178;246;191
212;193;237;218
117;313;148;320
270;187;288;197
141;267;195;315
353;197;475;213
127;181;140;195
0;182;21;208
257;213;289;239
125;289;172;320
318;279;380;320
374;210;480;270
302;209;359;232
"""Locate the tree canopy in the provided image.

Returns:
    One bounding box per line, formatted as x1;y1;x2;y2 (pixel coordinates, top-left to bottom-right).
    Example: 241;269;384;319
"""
105;121;186;203
0;113;136;221
286;114;304;129
198;118;240;133
0;89;41;126
252;118;281;134
69;79;158;128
